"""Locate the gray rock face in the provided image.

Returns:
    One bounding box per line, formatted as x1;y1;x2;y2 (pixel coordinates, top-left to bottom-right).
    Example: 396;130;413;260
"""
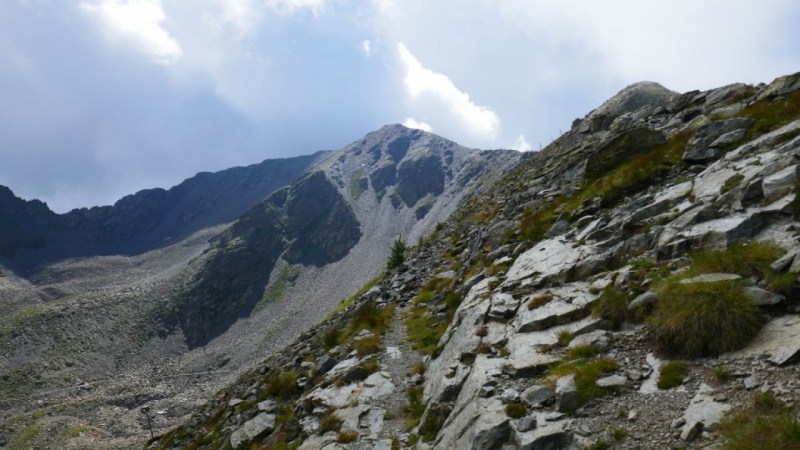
230;412;276;449
743;286;784;306
521;385;555;407
680;388;731;443
513;415;574;450
555;375;580;412
683;118;754;162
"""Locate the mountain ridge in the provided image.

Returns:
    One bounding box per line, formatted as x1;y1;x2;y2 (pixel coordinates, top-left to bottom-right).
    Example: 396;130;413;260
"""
144;71;800;450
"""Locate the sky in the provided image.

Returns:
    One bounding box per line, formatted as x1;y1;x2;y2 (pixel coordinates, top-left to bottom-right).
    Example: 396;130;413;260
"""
1;0;799;212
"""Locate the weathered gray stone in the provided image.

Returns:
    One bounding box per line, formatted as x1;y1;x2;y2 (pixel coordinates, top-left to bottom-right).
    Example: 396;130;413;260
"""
757;72;800;100
513;415;574;450
316;355;338;375
230;413;276;449
596;375;627;388
762;165;797;202
436;270;457;279
425;278;493;404
680;421;703;442
568;330;611;352
555;374;580;412
683;118;754;162
681;213;764;249
726;120;800;160
520;385;555;407
679;273;742;285
517;416;537;432
472;416;512;450
506;317;602;377
628;291;657;310
257;400;277;412
728;315;800;365
771;249;798;272
743;286;784;306
709;128;747;148
680;389;731;443
514;284;597;333
500;388;521;404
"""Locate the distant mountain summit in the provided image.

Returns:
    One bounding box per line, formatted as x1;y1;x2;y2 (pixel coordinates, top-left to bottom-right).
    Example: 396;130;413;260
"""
175;124;521;346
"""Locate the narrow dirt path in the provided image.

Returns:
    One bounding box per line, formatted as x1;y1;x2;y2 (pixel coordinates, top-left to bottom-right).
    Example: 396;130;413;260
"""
348;302;422;449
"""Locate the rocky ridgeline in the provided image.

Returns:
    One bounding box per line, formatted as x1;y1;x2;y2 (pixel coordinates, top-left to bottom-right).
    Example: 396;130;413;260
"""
148;72;800;449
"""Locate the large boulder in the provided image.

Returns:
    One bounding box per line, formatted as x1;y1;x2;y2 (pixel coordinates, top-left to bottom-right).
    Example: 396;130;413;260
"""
230;413;276;449
683;118;754;163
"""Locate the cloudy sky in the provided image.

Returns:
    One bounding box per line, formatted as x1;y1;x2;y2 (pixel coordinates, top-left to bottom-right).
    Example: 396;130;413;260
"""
2;0;799;212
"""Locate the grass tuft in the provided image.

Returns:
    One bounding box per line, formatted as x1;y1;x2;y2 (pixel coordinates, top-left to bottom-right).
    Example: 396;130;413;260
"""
263;371;300;400
657;361;688;390
528;293;554;310
505;402;527;419
566;344;598;360
336;430;359;443
319;412;343;434
592;286;632;330
687;241;794;294
717;392;800;450
649;279;763;358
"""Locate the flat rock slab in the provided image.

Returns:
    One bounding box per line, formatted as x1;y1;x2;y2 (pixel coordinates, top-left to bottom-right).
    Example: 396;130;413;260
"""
514;284;597;333
506;317;602;377
727;315;800;365
505;239;597;284
681;390;731;441
230;412;276;449
513;413;574;450
307;372;395;409
679;273;742;284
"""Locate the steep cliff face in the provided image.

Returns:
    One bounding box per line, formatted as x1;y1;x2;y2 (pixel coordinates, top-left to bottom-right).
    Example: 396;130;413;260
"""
0;152;325;271
146;73;800;450
177;171;362;347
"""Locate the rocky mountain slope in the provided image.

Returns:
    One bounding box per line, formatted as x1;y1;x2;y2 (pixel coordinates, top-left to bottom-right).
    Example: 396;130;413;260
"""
0;151;326;273
0;125;518;449
144;72;800;450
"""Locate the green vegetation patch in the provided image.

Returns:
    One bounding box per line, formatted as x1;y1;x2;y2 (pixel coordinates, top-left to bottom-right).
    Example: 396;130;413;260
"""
263;370;301;400
592;286;634;330
404;385;425;430
657;361;688;390
324;302;396;351
740;90;800;141
717;392;800;450
256;261;302;310
386;238;408;270
686;241;794;294
649;280;762;358
419;404;451;442
505;402;527;419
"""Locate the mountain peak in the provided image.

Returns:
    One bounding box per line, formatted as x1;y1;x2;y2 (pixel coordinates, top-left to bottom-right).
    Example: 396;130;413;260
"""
588;80;677;122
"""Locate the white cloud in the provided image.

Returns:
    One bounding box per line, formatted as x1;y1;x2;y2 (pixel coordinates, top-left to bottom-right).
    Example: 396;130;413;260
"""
209;0;260;35
496;0;800;91
402;118;432;132
265;0;326;15
510;134;532;152
81;0;182;64
361;39;371;56
398;43;500;139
